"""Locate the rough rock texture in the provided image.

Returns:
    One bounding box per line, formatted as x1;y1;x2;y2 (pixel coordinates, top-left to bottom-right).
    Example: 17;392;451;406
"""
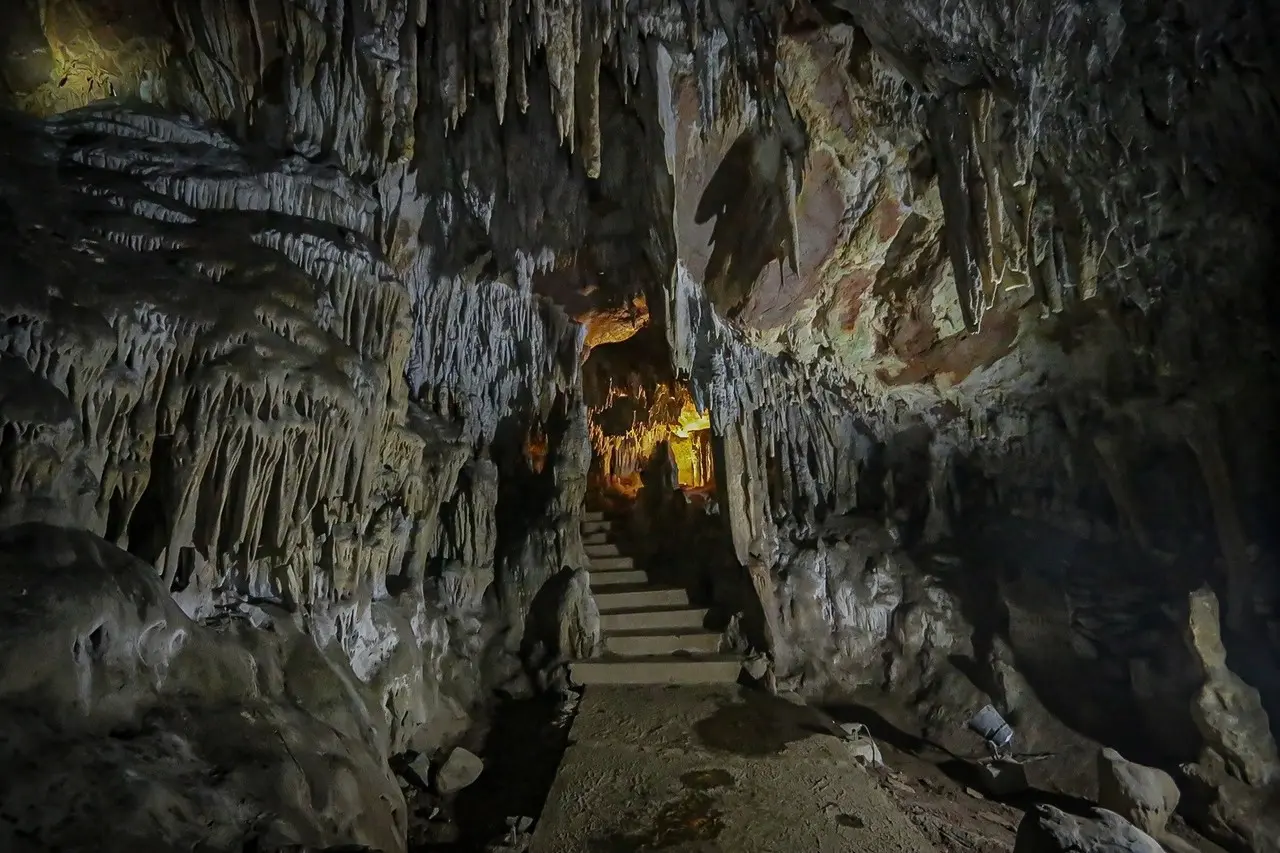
1097;749;1180;837
0;525;405;852
434;746;485;796
2;0;1280;850
1184;587;1280;787
556;568;602;660
1015;806;1164;853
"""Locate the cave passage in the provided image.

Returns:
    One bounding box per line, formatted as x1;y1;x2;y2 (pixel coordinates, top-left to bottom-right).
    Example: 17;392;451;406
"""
584;329;716;503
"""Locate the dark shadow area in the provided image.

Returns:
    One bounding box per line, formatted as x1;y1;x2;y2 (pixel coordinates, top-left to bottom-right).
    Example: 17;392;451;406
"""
824;703;952;759
824;701;1099;820
694;687;835;757
925;513;1206;769
428;695;572;852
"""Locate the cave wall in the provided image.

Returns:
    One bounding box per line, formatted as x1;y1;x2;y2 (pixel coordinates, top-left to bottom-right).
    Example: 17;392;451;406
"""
642;13;1280;848
0;3;814;849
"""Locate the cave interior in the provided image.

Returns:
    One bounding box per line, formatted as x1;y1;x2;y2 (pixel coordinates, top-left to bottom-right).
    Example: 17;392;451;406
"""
1;0;1280;851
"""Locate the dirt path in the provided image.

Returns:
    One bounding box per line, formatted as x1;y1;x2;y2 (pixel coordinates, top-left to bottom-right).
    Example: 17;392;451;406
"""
530;685;941;853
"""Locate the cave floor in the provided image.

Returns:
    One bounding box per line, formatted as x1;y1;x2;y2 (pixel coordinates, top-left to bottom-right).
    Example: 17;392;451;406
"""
529;685;942;853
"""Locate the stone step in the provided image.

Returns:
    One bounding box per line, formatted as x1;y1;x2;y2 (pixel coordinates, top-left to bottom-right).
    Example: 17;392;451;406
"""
585;542;621;557
570;655;742;686
604;630;722;657
594;587;688;611
582;531;610;546
589;569;649;587
600;607;708;632
583;511;606;522
589;555;634;571
582;520;613;535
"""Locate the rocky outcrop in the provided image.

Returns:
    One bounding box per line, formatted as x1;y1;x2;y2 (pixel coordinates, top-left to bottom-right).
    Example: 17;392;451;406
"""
1184;587;1280;787
0;524;406;852
1015;806;1164;853
1097;749;1180;837
770;517;965;691
1176;587;1280;852
555;568;601;660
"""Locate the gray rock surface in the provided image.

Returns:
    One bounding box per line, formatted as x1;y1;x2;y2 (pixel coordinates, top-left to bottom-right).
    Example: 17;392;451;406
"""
556;568;602;660
1097;748;1180;836
0;525;406;853
978;760;1031;798
1014;805;1165;853
1184;588;1280;787
435;747;485;795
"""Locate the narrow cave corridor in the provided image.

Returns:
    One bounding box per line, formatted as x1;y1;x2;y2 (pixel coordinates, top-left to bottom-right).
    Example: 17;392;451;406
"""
3;1;1280;852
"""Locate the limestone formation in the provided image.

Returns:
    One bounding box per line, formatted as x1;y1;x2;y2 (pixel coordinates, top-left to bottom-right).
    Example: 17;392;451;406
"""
555;567;602;660
1184;587;1280;787
1;0;1278;851
1097;748;1181;837
1015;806;1165;853
0;524;406;852
434;746;485;796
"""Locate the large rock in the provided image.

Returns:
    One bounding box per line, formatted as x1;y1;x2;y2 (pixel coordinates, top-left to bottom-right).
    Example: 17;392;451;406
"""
435;747;485;795
557;568;601;659
0;525;409;853
1014;805;1165;853
1180;755;1280;853
1184;587;1280;786
977;759;1030;797
1097;748;1180;836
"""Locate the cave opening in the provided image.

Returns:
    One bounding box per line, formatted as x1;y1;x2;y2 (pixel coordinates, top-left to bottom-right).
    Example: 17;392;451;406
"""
583;327;716;508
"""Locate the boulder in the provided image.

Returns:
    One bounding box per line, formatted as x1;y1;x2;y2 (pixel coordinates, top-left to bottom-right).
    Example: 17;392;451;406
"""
435;747;485;795
1015;805;1165;853
1180;756;1280;853
1097;748;1180;835
556;569;601;659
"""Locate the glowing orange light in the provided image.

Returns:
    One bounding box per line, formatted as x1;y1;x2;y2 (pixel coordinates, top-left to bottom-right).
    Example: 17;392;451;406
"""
589;383;713;491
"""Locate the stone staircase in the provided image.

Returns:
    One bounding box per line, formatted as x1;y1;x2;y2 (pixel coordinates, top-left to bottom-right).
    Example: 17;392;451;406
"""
569;510;741;685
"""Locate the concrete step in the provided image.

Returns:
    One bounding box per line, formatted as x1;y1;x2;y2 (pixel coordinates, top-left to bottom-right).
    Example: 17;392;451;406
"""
600;607;708;632
585;542;621;557
604;630;722;657
582;520;613;535
595;587;689;611
589;569;648;587
582;531;610;546
589;555;634;571
570;655;742;686
583;511;606;522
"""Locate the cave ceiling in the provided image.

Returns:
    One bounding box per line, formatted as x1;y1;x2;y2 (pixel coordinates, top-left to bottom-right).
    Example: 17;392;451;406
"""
2;0;1278;489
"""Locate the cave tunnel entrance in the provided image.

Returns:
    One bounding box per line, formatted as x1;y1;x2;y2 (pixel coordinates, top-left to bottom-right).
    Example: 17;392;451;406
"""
582;327;715;508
